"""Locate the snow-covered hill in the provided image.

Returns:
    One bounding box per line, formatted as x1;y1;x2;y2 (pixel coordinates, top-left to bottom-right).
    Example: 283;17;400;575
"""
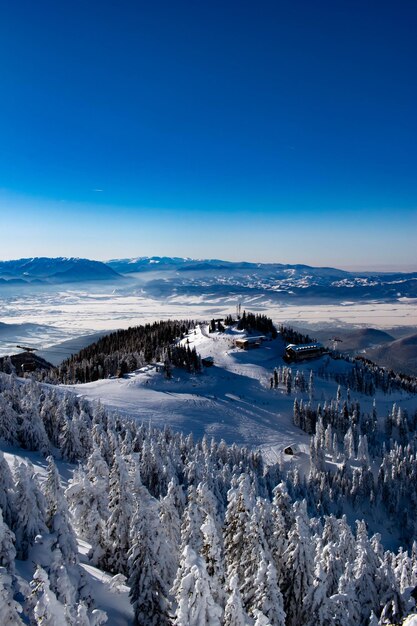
366;332;417;376
69;323;417;462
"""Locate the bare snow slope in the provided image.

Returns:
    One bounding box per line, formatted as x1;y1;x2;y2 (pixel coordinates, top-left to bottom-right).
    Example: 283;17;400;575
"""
68;325;417;461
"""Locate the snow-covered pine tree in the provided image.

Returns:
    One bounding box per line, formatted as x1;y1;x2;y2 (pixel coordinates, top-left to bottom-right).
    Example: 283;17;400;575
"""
200;513;225;607
98;450;133;575
0;393;18;444
60;411;84;462
320;515;355;597
301;562;336;626
43;456;79;565
0;451;16;528
13;460;47;560
173;545;222;626
251;555;285;626
179;484;205;554
224;573;250;626
159;478;182;585
331;561;361;626
128;487;170;626
39;387;61;446
65;466;104;546
18;403;50;454
223;474;256;599
281;500;314;626
86;444;109;519
0;508;16;572
309;370;315;400
353;520;380;623
48;546;77;613
30;565;67;626
0;567;24;625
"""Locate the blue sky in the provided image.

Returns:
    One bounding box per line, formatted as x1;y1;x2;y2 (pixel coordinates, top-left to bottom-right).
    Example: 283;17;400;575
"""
0;0;416;268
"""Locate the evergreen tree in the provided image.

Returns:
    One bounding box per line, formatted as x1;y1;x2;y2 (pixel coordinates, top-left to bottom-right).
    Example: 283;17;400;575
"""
309;370;315;400
65;467;103;546
18;405;49;454
286;369;292;395
98;451;133;575
159;479;182;586
223;474;255;595
0;567;24;625
60;412;83;462
281;501;314;626
0;509;16;572
0;451;16;528
353;521;380;623
43;456;78;565
179;485;205;554
200;513;225;607
0;394;18;443
30;565;67;626
48;547;77;612
128;489;170;626
251;556;285;626
13;461;47;560
224;573;250;626
173;545;222;626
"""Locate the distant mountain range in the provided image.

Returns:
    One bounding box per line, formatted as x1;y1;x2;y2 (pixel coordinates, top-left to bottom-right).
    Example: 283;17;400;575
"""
1;256;417;301
106;255;350;276
0;257;121;285
107;256;417;301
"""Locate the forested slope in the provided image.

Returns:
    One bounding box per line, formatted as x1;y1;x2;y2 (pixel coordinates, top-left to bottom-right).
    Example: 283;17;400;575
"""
48;320;200;383
1;372;417;624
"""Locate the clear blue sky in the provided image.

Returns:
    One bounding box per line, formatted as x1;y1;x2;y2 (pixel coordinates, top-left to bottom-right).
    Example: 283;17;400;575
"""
0;0;416;268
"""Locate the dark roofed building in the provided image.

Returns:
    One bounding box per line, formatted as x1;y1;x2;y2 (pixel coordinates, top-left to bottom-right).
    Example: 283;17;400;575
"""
284;342;324;362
